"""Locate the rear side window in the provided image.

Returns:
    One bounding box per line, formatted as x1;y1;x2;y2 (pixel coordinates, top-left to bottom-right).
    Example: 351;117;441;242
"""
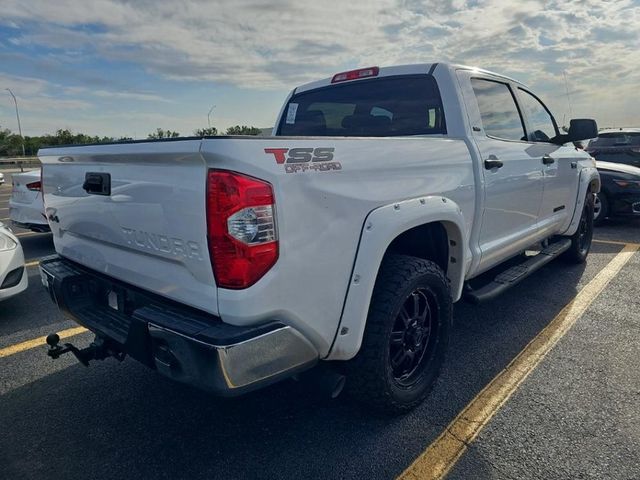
277;75;446;137
471;78;526;142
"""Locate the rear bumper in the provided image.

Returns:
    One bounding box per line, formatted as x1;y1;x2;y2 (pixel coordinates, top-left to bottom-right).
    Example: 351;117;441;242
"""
39;255;318;395
11;220;50;233
9;202;48;232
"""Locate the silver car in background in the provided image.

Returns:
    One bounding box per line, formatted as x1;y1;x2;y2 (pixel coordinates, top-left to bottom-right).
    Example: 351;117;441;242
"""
9;169;50;233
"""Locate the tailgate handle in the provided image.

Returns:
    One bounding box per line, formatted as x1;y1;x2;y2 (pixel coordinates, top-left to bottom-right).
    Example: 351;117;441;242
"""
83;172;111;196
484;156;504;170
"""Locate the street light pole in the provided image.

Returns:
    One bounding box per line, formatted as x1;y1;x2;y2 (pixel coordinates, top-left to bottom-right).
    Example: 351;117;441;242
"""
5;88;26;157
207;104;216;129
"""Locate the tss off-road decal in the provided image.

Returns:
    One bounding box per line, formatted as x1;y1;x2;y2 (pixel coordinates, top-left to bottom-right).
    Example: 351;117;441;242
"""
264;147;342;173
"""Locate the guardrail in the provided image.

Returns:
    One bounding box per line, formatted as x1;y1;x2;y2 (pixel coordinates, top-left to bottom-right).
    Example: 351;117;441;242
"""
0;157;41;172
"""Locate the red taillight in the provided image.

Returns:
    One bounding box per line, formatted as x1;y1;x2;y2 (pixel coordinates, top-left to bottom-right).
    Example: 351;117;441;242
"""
206;170;278;289
26;180;42;192
331;66;379;83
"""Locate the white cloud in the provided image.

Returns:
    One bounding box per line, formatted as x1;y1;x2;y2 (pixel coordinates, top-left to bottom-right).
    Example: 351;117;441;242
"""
0;73;92;112
1;0;639;131
66;86;172;103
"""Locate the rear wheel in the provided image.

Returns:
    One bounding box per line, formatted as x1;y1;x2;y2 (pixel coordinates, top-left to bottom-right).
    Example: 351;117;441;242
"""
563;192;594;264
347;255;452;414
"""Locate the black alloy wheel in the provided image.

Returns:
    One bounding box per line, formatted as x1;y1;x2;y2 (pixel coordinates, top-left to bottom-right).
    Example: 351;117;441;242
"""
389;288;439;387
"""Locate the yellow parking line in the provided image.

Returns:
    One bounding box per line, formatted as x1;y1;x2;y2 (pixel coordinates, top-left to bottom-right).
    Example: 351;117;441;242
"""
398;243;639;480
15;231;49;238
594;239;640;248
25;260;40;268
0;326;88;359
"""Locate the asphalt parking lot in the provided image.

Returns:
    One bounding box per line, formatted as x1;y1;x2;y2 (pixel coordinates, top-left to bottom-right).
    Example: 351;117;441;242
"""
1;169;639;480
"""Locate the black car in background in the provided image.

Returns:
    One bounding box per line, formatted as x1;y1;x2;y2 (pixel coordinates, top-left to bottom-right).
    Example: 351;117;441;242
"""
593;161;640;225
587;128;640;168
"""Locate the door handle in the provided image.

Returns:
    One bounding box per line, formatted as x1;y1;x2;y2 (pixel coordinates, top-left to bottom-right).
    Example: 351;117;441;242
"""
484;158;504;170
542;155;555;165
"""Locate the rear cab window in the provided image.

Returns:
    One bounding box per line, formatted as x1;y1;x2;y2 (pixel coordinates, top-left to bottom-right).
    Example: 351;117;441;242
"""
277;75;446;137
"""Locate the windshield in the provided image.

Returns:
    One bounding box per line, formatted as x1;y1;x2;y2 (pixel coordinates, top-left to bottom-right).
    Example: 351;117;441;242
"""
277;75;446;137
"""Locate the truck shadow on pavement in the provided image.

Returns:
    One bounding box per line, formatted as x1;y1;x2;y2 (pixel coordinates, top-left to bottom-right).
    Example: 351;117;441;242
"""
2;245;620;480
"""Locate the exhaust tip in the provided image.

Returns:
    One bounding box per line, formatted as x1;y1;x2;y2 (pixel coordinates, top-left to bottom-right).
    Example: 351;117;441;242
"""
152;342;179;370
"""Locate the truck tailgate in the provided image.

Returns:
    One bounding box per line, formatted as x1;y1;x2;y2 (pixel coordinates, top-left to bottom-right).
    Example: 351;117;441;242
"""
39;140;218;315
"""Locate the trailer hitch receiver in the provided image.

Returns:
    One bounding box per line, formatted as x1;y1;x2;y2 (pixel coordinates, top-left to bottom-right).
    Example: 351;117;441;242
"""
46;333;125;366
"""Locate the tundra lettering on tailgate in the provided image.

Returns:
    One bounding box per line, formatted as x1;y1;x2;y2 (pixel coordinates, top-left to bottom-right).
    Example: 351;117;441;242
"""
264;147;342;173
121;227;203;260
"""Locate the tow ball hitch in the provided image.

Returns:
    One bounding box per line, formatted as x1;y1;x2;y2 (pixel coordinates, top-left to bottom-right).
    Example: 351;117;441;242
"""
46;333;125;366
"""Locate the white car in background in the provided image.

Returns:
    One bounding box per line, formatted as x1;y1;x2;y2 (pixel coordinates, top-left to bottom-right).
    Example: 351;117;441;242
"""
9;170;50;233
0;172;5;185
0;221;28;301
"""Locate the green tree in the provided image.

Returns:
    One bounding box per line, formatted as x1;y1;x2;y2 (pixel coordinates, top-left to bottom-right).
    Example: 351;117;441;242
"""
24;136;43;156
0;126;12;155
194;127;218;136
148;128;180;139
0;126;26;156
52;129;75;145
225;125;262;136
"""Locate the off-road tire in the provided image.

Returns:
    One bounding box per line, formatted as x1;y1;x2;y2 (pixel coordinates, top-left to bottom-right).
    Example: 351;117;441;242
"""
347;254;452;414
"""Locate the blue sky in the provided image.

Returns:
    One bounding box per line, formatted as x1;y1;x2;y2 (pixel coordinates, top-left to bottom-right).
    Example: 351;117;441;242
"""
1;0;639;137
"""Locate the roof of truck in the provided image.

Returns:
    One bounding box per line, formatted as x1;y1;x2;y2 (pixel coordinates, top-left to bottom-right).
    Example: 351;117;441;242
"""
293;62;525;94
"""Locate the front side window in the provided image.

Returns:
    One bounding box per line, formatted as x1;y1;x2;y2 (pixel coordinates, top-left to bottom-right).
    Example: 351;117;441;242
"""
278;75;446;137
471;78;526;142
518;88;558;142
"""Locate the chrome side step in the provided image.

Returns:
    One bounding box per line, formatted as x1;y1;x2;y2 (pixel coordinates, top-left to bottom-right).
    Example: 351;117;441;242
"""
465;239;572;304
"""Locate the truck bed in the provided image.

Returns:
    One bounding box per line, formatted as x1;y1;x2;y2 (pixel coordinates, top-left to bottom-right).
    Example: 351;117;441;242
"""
40;135;474;357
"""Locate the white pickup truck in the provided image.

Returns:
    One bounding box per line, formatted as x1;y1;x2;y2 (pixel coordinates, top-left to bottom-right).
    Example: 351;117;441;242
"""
39;63;599;413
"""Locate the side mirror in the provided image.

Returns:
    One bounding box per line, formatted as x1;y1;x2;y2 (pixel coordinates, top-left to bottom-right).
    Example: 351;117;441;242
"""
567;119;598;142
